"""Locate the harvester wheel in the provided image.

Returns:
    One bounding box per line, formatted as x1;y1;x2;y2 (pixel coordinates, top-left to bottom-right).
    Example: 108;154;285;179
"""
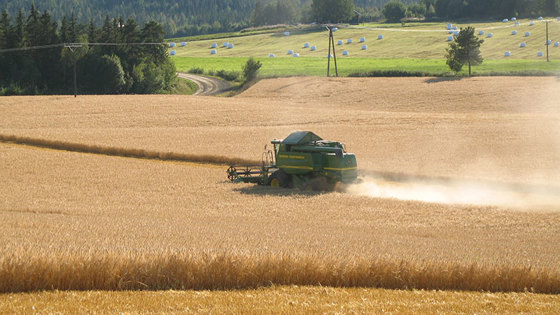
268;170;291;188
226;166;238;182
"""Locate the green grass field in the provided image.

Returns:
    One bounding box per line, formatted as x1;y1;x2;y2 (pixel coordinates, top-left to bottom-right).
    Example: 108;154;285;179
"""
169;19;560;76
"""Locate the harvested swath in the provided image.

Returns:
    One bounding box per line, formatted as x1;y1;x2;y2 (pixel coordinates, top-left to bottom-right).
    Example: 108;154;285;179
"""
1;250;559;293
0;134;258;166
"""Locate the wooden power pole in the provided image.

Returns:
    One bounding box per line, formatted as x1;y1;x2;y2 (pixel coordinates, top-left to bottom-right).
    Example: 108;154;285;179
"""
64;43;82;97
327;26;338;77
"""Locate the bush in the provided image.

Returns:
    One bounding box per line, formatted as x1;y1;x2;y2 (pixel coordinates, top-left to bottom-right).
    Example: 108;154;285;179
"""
0;84;26;96
188;67;204;74
242;57;262;82
349;70;429;77
216;70;240;81
382;1;407;22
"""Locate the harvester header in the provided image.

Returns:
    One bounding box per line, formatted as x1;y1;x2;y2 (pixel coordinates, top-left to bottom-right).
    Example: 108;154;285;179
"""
227;131;357;190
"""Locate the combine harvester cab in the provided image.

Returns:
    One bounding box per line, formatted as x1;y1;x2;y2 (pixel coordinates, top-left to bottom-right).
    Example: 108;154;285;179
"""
227;131;358;190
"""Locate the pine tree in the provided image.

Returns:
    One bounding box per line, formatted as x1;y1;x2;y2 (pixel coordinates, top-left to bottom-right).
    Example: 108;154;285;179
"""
69;12;77;42
60;16;69;43
0;10;10;48
445;26;484;77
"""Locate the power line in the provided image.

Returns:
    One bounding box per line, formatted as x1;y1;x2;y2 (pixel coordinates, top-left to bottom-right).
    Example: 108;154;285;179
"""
0;42;166;53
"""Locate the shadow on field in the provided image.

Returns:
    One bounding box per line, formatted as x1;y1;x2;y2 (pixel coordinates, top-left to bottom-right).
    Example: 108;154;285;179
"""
424;77;464;84
232;185;325;197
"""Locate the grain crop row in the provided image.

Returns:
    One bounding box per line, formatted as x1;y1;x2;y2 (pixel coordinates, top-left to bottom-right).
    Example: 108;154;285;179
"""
2;249;559;293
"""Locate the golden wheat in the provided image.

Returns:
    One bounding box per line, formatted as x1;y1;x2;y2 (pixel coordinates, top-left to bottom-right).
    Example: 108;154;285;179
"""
1;249;559;293
1;77;560;299
2;286;559;314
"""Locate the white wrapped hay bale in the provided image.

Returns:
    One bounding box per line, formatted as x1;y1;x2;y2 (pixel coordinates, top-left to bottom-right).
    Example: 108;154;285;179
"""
547;40;552;45
504;51;511;57
520;42;526;47
378;34;383;39
555;42;559;47
503;19;508;22
487;33;493;38
537;51;544;57
228;43;234;49
512;30;517;35
447;23;452;30
169;42;176;47
362;45;367;50
287;49;294;55
180;42;187;47
170;50;176;55
360;37;366;42
284;31;290;36
342;50;349;56
511;17;517;21
210;49;217;54
211;43;217;48
347;38;353;44
293;53;300;57
447;36;453;41
269;53;275;57
525;32;530;37
332;27;338;32
478;30;484;35
515;22;520;26
529;21;535;26
310;45;317;51
223;42;229;47
304;42;309;48
454;31;459;36
538;17;543;21
337;40;343;45
327;54;333;58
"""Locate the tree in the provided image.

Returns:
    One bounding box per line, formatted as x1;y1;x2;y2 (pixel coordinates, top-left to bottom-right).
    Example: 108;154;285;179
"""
382;1;406;22
445;26;484;77
250;1;265;26
242;57;262;82
311;0;354;23
407;3;426;18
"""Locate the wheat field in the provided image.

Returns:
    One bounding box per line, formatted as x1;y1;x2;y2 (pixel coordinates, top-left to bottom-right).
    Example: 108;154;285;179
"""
1;77;560;310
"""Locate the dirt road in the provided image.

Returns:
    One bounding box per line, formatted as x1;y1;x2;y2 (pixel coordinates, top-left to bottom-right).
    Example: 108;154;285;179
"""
177;73;231;95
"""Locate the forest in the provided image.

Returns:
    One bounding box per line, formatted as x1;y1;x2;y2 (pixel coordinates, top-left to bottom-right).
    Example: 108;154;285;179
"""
0;1;558;38
0;5;175;95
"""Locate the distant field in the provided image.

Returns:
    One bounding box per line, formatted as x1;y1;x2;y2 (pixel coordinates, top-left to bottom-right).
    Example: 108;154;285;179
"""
174;56;560;76
169;19;560;76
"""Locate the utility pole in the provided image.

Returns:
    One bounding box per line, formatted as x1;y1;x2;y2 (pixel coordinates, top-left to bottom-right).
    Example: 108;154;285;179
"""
326;25;338;77
546;21;549;62
64;43;82;97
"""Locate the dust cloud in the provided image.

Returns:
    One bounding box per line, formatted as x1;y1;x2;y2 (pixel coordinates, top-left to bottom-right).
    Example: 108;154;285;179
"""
345;176;560;210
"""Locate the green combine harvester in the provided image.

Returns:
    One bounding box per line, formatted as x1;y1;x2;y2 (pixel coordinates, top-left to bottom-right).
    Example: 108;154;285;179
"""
227;131;358;190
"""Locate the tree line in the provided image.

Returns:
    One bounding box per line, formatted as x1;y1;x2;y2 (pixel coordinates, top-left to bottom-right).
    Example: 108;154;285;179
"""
0;0;254;37
1;1;558;38
0;5;175;95
250;0;559;26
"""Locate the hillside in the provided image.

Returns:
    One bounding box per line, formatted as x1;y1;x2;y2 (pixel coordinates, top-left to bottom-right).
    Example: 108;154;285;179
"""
170;19;560;76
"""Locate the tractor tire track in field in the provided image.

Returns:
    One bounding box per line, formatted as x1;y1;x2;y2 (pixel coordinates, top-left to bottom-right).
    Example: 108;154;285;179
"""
177;73;232;96
0;134;258;166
